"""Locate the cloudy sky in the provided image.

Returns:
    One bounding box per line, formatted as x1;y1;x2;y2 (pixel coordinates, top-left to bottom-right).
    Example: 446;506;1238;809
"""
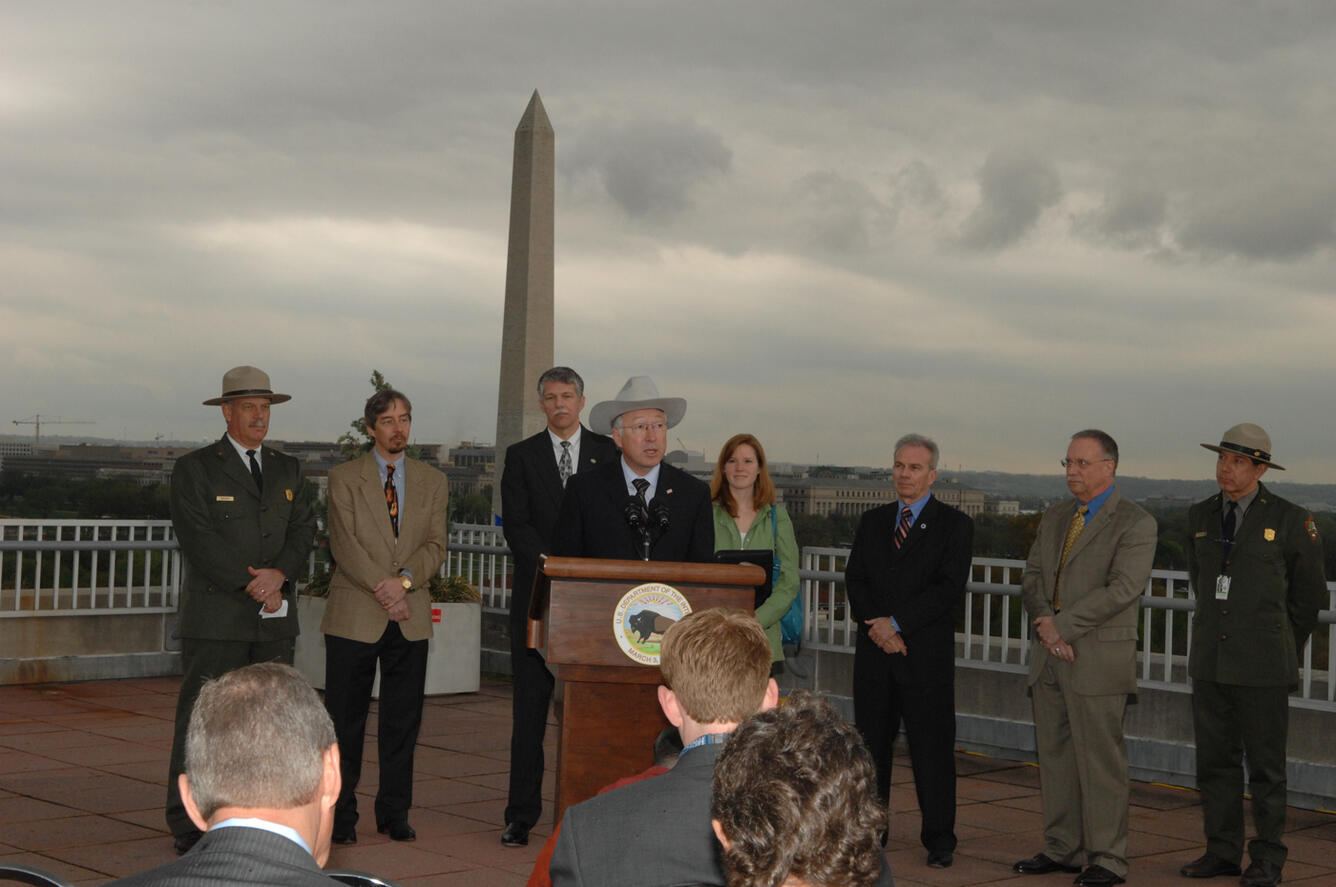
4;1;1336;481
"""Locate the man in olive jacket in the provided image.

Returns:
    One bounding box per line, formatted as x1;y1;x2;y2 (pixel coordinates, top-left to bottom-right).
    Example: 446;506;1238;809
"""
1017;430;1156;887
1180;424;1326;887
166;366;317;852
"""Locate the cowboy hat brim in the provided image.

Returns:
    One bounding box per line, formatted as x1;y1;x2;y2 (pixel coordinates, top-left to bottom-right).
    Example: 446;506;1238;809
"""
590;397;686;435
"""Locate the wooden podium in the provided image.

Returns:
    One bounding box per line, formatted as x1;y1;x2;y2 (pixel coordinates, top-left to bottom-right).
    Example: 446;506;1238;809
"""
529;556;764;819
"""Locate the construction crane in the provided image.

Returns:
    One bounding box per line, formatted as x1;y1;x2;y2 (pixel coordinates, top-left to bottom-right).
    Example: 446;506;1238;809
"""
12;415;95;445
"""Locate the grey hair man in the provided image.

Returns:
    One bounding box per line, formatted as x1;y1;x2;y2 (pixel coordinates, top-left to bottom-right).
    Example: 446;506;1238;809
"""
499;366;619;847
111;663;344;887
551;375;713;561
845;432;973;867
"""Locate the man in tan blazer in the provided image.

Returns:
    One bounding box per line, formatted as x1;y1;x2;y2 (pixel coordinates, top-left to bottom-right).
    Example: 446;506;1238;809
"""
1015;430;1156;887
321;388;448;846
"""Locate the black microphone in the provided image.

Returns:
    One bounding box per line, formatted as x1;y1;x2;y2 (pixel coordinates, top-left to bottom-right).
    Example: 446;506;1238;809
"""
625;497;651;560
649;499;671;534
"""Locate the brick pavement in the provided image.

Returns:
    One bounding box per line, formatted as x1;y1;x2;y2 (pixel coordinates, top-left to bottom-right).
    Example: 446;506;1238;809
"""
1;677;1333;886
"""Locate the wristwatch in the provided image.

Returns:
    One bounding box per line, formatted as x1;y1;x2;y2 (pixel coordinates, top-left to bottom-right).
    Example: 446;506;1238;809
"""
400;575;413;591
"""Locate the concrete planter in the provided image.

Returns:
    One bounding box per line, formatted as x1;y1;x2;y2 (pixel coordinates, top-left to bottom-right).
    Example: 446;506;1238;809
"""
294;595;481;696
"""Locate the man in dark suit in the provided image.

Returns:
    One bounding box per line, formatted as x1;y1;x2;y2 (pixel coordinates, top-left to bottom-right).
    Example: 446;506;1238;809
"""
322;389;449;845
167;366;317;854
500;366;617;848
549;608;780;887
109;662;343;887
1015;430;1156;887
1180;424;1326;887
845;433;973;869
550;375;713;562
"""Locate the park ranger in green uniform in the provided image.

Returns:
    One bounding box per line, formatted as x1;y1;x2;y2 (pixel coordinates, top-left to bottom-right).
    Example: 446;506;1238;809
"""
1180;423;1326;887
165;366;317;855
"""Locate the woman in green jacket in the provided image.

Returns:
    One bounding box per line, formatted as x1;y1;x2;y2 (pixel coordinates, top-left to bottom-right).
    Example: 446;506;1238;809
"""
710;433;800;667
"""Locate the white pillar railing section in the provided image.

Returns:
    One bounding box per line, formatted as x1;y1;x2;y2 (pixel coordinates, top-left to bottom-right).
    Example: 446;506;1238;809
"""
4;519;1333;710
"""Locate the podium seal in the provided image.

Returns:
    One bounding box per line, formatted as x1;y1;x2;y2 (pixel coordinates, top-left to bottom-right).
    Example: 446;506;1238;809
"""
613;582;692;665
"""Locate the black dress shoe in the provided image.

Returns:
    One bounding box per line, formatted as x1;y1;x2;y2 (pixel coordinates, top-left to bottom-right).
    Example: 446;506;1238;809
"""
501;821;531;847
377;820;416;842
1074;865;1125;886
1240;859;1283;887
927;850;953;868
331;823;357;845
1014;853;1082;875
1180;853;1242;878
173;829;203;855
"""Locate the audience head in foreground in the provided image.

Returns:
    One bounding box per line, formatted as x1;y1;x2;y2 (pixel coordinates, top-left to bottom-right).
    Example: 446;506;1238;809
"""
182;662;342;865
712;691;884;887
546;609;779;887
657;607;779;743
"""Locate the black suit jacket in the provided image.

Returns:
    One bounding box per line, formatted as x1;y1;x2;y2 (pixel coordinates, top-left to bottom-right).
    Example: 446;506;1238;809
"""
502;427;618;615
550;460;714;562
106;825;340;887
845;496;974;685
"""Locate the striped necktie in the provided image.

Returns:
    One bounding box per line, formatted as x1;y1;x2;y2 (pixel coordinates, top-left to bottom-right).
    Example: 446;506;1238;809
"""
894;506;912;548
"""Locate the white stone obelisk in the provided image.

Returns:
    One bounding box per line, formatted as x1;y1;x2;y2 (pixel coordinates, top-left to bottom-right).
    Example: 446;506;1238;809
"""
492;91;555;520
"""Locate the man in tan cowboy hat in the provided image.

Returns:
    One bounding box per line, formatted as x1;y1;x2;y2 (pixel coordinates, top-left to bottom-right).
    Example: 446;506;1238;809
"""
165;366;317;855
1180;424;1326;887
551;375;712;561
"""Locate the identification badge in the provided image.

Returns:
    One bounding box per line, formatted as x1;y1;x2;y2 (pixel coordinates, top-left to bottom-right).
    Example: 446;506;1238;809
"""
285;488;294;501
1215;575;1231;600
1263;528;1276;542
215;495;234;502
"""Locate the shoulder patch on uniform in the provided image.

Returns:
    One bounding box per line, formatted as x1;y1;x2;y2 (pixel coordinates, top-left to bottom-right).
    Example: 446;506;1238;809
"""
1305;517;1319;542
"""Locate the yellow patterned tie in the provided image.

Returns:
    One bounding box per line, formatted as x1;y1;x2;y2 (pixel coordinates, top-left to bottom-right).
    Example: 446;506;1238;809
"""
1052;504;1088;612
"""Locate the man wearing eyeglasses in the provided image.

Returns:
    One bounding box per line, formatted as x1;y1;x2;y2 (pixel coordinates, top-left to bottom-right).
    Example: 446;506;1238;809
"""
1014;430;1157;887
551;375;713;562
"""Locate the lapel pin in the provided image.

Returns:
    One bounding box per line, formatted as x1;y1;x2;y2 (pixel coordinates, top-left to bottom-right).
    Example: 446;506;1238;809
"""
666;488;673;495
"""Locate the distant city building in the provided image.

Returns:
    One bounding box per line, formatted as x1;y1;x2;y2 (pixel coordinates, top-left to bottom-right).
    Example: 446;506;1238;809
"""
992;499;1020;516
776;477;985;518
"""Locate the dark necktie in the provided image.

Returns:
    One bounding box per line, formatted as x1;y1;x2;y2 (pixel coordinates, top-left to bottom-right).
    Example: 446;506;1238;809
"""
1222;500;1237;565
559;440;572;488
632;477;650;513
246;449;262;492
893;506;912;548
385;462;399;537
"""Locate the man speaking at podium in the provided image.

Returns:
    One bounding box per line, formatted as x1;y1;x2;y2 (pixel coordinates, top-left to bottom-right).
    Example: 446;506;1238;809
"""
551;375;713;563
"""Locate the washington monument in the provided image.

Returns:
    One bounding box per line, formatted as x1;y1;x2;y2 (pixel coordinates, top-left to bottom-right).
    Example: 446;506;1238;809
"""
492;91;555;519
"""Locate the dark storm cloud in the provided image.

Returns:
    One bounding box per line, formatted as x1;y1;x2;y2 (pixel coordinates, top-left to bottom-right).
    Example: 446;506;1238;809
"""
1074;182;1168;251
562;117;731;220
958;149;1062;250
787;172;888;253
1175;182;1336;262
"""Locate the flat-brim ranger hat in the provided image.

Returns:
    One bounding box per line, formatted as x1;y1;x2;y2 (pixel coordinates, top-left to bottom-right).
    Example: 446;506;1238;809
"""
589;375;687;435
203;365;292;405
1200;422;1284;471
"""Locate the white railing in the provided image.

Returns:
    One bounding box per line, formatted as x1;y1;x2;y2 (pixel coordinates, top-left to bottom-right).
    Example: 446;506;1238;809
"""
797;549;1336;710
0;519;180;616
447;523;511;611
6;520;1333;710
